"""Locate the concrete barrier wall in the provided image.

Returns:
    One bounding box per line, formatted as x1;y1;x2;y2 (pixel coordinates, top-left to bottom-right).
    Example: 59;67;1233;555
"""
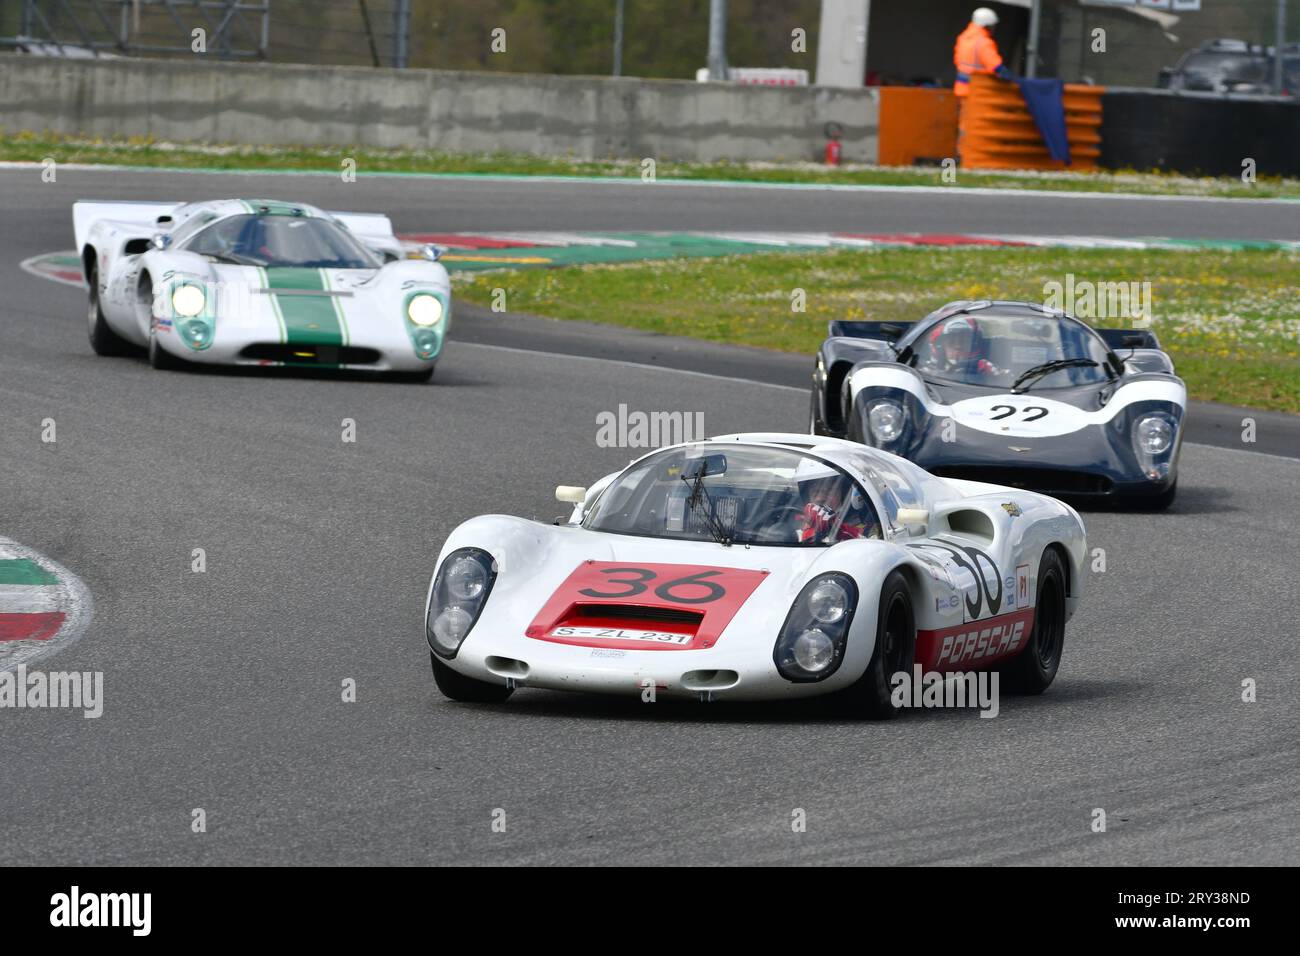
0;57;879;164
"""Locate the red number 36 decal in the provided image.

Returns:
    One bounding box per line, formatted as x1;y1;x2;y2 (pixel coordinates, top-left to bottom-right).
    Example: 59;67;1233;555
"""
528;561;770;650
579;567;728;604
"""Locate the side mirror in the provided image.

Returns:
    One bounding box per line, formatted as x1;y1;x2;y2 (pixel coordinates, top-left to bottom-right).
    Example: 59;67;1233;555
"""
151;234;171;251
555;485;587;504
422;243;443;262
895;508;929;531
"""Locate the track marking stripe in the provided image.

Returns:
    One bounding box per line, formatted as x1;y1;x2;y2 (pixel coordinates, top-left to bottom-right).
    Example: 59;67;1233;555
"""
0;537;95;671
455;341;807;393
0;559;58;585
2;161;1295;206
0;586;64;613
0;612;66;642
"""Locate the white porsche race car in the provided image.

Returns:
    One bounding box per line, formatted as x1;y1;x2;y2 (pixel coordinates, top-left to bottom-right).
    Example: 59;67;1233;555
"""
424;433;1088;716
74;198;451;381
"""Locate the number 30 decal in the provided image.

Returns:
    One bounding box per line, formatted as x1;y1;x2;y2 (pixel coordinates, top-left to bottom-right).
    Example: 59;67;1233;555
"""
990;405;1048;422
579;567;726;605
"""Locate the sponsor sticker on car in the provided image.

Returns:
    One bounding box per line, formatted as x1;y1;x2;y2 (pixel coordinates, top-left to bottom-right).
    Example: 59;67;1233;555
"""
915;608;1035;670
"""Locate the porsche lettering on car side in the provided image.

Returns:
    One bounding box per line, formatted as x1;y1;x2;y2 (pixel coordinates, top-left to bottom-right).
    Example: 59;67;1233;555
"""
422;433;1088;717
809;300;1187;508
74;198;451;382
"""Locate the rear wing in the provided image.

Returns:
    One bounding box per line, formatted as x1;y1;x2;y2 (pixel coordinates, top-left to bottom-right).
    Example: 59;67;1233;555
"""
827;320;913;342
1095;328;1162;351
72;200;183;254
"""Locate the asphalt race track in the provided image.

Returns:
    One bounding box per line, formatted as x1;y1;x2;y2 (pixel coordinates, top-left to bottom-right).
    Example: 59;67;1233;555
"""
1;168;1297;865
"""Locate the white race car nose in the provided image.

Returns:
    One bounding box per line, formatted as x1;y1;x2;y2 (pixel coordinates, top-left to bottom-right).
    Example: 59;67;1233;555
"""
477;650;742;697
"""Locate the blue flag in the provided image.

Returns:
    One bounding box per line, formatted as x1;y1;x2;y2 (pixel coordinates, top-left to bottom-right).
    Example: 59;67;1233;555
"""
1016;77;1071;165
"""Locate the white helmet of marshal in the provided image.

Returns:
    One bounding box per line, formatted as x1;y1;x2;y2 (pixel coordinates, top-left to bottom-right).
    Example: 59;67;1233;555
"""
972;7;999;27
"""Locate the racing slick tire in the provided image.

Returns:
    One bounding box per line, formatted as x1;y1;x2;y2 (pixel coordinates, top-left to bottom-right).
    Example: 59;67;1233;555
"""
430;652;514;703
1000;547;1067;695
1126;481;1177;512
86;265;134;357
810;389;830;437
842;570;915;719
148;332;189;371
393;364;436;384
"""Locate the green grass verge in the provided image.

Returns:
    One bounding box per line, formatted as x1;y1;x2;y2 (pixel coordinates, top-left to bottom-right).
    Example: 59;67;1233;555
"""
3;132;1297;199
454;246;1300;414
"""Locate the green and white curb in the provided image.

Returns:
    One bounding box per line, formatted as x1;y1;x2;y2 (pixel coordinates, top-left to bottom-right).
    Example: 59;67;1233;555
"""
22;230;1300;290
0;537;94;672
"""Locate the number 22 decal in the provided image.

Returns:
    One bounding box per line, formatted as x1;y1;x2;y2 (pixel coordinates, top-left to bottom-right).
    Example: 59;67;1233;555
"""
579;567;726;605
990;405;1048;422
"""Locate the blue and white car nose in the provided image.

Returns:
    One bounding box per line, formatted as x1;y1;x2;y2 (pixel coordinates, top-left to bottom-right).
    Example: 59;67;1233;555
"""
950;381;1186;437
952;394;1096;438
848;365;1186;438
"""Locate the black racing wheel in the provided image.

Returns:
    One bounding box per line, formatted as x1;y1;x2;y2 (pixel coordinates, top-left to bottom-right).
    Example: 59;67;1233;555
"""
430;652;514;703
1001;547;1067;694
86;263;134;356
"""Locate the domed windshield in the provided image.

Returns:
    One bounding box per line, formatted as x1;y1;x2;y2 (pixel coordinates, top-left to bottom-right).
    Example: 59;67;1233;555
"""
184;214;380;269
910;313;1113;390
585;444;882;547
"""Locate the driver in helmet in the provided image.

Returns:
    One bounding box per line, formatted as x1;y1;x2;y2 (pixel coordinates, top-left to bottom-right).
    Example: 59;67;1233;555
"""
921;315;1004;379
793;460;880;544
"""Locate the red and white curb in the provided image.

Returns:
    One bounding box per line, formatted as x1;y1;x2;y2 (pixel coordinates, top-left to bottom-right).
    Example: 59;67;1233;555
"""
0;537;94;672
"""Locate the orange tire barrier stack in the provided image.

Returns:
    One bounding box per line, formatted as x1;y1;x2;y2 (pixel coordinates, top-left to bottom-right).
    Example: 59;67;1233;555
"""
878;87;958;167
959;72;1103;171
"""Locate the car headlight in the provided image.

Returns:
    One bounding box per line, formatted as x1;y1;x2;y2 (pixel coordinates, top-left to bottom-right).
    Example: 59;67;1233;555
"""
407;293;444;327
178;318;214;350
426;547;496;659
1129;410;1178;481
171;283;206;318
867;399;905;444
1135;414;1173;455
774;573;858;682
446;555;488;601
410;328;439;359
792;628;836;672
807;579;848;624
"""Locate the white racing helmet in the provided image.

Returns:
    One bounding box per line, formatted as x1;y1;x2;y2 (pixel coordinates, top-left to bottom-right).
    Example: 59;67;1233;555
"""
794;458;839;486
972;7;999;27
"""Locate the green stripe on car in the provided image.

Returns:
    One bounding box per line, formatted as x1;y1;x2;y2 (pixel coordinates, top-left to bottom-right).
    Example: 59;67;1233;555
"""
321;269;351;346
262;267;346;347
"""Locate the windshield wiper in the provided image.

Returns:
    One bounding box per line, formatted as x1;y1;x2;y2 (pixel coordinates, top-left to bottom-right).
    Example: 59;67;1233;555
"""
1010;358;1098;393
680;472;733;547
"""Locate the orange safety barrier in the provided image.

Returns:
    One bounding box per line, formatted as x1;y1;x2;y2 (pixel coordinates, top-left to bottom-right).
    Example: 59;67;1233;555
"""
877;87;958;167
959;72;1104;171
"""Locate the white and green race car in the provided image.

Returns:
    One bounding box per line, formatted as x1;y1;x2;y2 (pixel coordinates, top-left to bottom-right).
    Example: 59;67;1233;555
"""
73;198;450;382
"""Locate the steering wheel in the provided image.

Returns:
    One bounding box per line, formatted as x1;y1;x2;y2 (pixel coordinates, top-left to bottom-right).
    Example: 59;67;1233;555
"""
753;504;807;542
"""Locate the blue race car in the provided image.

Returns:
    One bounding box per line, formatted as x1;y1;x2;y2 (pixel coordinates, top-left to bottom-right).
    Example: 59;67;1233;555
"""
810;300;1185;509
